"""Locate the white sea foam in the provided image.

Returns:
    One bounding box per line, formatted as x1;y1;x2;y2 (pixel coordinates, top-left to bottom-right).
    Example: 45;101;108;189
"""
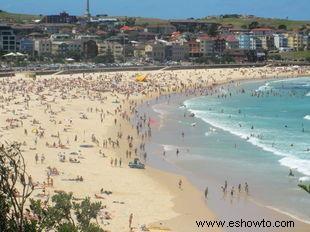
152;104;167;119
279;157;310;176
188;109;310;176
299;176;310;182
162;144;177;152
304;115;310;120
306;92;310;97
257;82;272;92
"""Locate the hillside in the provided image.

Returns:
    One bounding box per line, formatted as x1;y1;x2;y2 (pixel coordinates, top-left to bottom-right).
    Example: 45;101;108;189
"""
0;10;42;23
0;10;309;31
201;15;310;30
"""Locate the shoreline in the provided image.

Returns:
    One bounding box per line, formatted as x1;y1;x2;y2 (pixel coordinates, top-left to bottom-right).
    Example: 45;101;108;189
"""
1;66;310;232
138;82;310;232
131;74;310;232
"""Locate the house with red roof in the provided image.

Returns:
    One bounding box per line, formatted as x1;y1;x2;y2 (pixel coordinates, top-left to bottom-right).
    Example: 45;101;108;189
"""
224;34;239;49
251;28;274;36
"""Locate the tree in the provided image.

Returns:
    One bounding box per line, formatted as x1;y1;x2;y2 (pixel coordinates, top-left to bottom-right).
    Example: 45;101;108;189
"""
241;24;248;29
278;24;287;30
29;192;105;232
124;17;136;26
270;54;282;60
0;142;34;232
73;197;102;230
0;142;106;232
221;54;235;63
207;24;219;36
249;21;259;30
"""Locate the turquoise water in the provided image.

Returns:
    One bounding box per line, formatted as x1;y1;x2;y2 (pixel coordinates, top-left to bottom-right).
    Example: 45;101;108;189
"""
184;78;310;178
145;77;310;228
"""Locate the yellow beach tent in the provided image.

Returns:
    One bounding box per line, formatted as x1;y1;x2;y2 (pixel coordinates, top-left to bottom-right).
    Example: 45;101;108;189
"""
135;75;146;82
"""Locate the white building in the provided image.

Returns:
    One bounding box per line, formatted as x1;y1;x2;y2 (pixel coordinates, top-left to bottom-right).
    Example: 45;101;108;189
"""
51;40;82;56
34;39;52;56
97;41;124;59
274;34;288;50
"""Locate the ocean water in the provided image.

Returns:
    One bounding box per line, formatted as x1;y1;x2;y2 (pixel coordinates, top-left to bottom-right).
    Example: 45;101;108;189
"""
142;77;310;230
185;78;310;177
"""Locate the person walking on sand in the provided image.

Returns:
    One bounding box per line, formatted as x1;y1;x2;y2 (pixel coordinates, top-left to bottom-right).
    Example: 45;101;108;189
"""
245;182;249;194
204;186;208;199
178;179;183;189
129;213;133;230
238;184;242;193
35;153;39;164
230;186;234;197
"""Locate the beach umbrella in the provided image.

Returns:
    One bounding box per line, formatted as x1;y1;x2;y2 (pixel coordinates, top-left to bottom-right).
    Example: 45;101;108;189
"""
65;58;75;62
15;52;26;56
3;52;17;57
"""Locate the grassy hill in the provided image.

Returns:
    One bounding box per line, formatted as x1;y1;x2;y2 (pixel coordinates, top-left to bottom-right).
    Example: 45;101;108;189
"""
0;10;309;30
201;15;310;30
0;10;42;23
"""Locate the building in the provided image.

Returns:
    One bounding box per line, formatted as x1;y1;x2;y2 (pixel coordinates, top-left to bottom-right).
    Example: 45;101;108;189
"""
198;35;215;56
303;35;310;50
144;24;176;35
251;28;274;36
51;40;82;56
97;41;124;59
19;38;34;53
50;34;71;41
287;33;304;51
224;49;249;63
137;32;156;42
188;40;201;58
40;12;78;24
238;33;252;50
165;43;189;61
225;35;239;50
83;40;98;58
133;43;146;60
198;35;225;56
0;25;17;52
274;34;288;50
250;36;262;50
259;36;274;50
213;37;226;55
145;42;166;62
34;39;52;56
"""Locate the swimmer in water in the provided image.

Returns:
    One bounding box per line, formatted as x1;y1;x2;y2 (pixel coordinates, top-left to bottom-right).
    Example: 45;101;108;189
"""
289;169;294;176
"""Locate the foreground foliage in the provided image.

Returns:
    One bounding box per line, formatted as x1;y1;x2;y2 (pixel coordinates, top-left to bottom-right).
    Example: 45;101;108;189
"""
0;143;106;232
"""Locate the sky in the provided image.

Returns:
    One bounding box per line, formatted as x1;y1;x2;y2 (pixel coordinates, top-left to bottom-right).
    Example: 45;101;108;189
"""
1;0;310;20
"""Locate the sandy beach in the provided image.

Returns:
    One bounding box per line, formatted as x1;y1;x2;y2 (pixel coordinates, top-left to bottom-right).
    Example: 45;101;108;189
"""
1;66;310;232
